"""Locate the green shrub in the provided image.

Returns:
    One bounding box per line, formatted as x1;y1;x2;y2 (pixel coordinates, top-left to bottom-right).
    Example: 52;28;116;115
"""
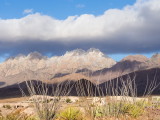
59;107;83;120
3;105;11;109
94;107;105;117
89;102;145;119
94;103;120;117
38;109;55;120
120;103;144;118
0;109;38;120
66;98;72;103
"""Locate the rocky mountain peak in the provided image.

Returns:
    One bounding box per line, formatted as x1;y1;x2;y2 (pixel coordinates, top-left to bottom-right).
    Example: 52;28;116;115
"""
27;52;48;60
121;55;148;62
5;54;26;61
87;48;107;57
150;53;160;63
0;48;116;84
87;48;101;53
65;49;86;56
64;48;106;57
5;52;47;61
151;53;160;59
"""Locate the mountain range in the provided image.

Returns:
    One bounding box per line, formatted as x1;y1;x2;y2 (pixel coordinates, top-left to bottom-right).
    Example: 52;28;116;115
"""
92;53;160;83
0;48;160;97
0;67;159;98
0;48;116;87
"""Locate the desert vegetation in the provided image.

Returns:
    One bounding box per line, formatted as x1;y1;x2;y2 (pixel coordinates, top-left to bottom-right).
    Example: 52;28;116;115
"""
1;74;159;120
0;68;160;120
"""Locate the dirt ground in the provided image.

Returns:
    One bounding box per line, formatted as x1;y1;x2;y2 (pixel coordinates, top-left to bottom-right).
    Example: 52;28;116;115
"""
0;96;160;120
0;97;29;103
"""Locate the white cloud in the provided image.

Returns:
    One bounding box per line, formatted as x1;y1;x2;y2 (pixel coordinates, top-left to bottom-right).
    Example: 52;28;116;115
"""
23;9;33;14
0;0;160;54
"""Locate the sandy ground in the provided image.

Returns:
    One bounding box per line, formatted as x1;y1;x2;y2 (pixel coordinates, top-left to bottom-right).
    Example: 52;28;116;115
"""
0;96;159;119
0;97;35;116
0;97;29;103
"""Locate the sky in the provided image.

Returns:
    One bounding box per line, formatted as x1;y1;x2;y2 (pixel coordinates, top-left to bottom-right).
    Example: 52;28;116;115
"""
0;0;160;62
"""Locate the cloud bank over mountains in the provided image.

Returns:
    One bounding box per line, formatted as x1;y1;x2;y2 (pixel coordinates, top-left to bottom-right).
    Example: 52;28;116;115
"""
0;0;160;56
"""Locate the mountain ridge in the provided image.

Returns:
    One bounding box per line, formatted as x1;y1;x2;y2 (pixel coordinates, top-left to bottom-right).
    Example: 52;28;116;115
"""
0;48;116;87
91;54;160;83
0;49;160;88
0;67;159;98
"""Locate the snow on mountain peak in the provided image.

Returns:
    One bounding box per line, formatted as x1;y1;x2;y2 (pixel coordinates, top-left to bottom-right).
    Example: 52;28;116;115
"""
64;48;106;57
0;48;116;81
5;52;47;61
87;48;101;53
65;49;86;56
5;54;26;61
